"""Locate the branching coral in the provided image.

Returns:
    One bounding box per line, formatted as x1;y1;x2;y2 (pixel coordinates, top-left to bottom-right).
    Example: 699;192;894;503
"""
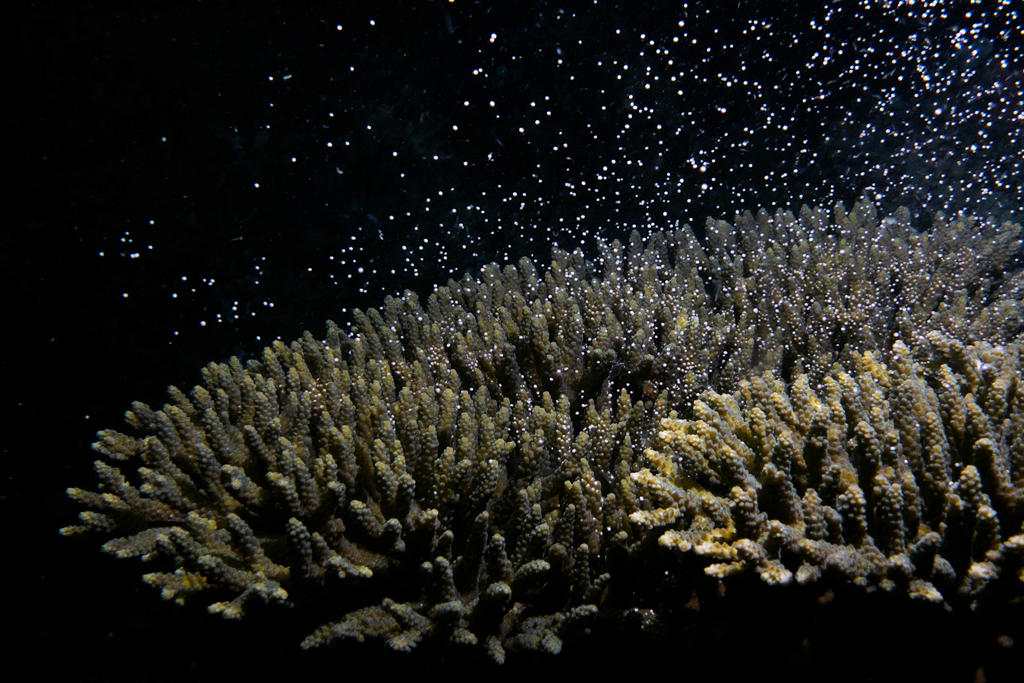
62;200;1024;661
634;335;1024;605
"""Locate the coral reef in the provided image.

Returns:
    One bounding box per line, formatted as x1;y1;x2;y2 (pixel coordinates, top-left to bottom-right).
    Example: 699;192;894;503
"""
62;200;1024;662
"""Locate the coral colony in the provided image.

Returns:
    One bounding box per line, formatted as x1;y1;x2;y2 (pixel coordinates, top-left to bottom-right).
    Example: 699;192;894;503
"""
64;202;1024;662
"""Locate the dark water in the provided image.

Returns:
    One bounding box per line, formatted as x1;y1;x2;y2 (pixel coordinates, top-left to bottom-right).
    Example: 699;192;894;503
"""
8;1;1022;680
